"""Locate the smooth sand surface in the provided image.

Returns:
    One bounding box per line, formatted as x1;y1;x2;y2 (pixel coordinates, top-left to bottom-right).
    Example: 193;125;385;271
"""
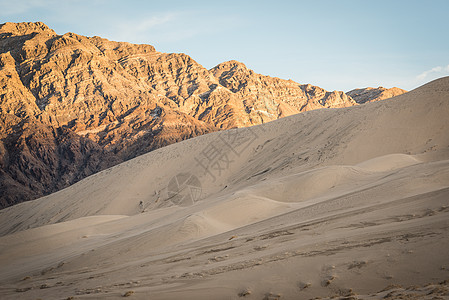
0;77;448;299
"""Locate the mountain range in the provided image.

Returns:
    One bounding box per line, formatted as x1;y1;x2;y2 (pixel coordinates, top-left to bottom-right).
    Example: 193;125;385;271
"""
0;22;407;208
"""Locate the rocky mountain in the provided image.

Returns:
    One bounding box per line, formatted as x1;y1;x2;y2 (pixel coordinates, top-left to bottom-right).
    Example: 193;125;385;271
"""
347;86;407;104
0;21;384;208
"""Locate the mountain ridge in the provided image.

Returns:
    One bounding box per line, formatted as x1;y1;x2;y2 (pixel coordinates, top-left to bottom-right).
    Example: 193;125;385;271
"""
0;21;405;208
347;86;407;104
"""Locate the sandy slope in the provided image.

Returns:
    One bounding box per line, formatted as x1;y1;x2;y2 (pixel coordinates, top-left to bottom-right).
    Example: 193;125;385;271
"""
0;77;448;299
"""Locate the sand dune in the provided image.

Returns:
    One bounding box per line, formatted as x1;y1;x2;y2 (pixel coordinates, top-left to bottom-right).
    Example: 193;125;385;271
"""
0;77;448;299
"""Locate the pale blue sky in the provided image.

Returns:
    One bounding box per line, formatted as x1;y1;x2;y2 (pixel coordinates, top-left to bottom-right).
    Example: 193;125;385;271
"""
1;0;448;91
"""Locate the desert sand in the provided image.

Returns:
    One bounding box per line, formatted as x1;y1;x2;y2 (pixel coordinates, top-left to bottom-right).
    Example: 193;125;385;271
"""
0;77;448;299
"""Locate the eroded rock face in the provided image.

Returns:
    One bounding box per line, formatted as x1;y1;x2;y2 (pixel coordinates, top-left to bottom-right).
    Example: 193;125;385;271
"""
347;87;407;104
0;22;363;208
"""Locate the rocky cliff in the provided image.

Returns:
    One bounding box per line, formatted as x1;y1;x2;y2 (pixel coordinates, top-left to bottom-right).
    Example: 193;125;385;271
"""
347;86;407;104
0;22;386;208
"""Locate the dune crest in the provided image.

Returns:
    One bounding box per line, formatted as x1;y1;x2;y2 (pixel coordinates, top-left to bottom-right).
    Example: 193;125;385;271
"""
356;153;421;172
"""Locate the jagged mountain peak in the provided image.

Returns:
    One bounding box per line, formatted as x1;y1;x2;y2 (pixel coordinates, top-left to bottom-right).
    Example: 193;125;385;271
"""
0;21;56;36
212;59;249;71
